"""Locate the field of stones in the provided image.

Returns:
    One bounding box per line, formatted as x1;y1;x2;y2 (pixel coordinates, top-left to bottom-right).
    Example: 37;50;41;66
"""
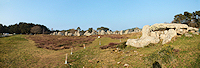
0;23;200;68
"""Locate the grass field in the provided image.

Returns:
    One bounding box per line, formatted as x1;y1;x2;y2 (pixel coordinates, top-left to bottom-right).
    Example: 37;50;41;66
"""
0;33;199;68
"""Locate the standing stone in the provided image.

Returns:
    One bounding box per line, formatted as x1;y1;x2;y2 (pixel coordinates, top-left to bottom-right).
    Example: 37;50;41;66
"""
84;31;91;36
140;25;151;38
68;33;73;36
119;30;123;35
74;31;77;36
53;32;57;35
57;32;64;36
77;30;81;36
91;29;96;35
107;30;111;35
100;30;105;35
65;32;68;36
124;30;130;34
98;30;101;35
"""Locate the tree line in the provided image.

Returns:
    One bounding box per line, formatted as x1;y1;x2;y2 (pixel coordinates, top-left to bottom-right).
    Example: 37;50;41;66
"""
172;11;200;28
0;22;50;34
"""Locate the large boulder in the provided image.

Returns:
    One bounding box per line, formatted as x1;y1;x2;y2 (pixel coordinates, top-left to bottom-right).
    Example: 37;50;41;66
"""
150;23;188;31
162;29;177;44
187;27;199;32
176;28;187;35
126;23;197;48
140;25;151;38
126;25;160;47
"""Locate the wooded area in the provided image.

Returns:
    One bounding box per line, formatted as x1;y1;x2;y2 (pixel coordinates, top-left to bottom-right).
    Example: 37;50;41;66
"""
0;22;50;34
172;11;200;28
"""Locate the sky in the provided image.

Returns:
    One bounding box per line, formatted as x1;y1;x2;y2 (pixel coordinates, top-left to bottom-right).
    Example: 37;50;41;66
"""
0;0;199;31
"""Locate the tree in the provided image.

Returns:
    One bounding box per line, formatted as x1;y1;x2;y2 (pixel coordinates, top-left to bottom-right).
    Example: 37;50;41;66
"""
87;28;93;33
76;27;81;31
97;26;109;32
31;26;42;34
0;24;4;33
172;11;200;28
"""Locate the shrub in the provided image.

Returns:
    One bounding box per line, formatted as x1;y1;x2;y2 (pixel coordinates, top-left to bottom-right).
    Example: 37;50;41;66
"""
117;42;127;49
144;44;175;67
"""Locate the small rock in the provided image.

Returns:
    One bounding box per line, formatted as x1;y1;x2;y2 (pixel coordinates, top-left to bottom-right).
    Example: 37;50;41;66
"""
134;51;137;52
185;33;192;37
192;32;199;35
117;62;121;64
88;60;93;63
124;64;129;67
140;54;143;57
136;53;138;55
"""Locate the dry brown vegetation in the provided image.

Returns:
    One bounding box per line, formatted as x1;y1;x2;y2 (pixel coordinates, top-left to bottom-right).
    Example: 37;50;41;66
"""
25;34;131;50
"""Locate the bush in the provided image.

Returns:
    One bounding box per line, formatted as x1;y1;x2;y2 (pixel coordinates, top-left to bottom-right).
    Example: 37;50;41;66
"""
117;42;127;49
144;44;175;67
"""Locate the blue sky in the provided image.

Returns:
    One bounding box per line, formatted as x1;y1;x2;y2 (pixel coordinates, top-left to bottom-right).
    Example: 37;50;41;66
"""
0;0;199;31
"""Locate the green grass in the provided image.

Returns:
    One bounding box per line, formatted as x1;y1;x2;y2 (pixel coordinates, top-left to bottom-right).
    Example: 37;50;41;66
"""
0;33;200;67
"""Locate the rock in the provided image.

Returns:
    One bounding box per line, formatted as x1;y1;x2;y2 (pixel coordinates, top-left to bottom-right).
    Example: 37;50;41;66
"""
141;25;151;38
107;30;112;35
124;30;130;34
53;32;57;35
113;31;119;35
134;27;141;32
91;29;96;35
50;33;53;35
117;62;121;64
124;64;129;67
162;29;177;44
84;31;91;36
100;30;106;35
88;60;93;63
150;23;188;31
75;30;81;36
119;30;123;35
65;32;68;36
160;34;166;40
68;33;73;36
185;33;192;37
188;27;199;32
176;28;187;35
57;32;64;36
190;30;195;33
74;31;77;36
150;32;157;38
126;25;160;47
139;36;160;47
192;32;199;35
